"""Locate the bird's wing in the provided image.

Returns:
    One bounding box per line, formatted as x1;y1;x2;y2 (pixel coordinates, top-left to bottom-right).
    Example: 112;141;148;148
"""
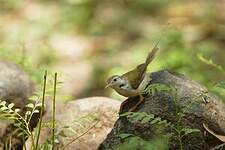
122;63;146;89
122;46;159;89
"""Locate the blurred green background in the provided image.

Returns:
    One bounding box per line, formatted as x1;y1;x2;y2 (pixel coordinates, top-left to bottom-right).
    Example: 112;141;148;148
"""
0;0;225;100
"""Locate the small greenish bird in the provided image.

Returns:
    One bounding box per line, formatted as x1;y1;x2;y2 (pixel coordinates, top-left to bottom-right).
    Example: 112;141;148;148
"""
105;42;159;111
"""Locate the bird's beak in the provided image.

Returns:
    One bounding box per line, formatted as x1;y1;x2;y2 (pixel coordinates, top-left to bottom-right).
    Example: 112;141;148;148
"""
105;83;112;89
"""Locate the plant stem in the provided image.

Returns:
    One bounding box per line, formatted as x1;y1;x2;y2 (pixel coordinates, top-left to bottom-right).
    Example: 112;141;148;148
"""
178;132;183;150
63;120;99;149
9;136;12;150
172;88;184;150
14;112;35;148
52;73;57;150
23;134;27;150
30;131;35;149
35;70;47;150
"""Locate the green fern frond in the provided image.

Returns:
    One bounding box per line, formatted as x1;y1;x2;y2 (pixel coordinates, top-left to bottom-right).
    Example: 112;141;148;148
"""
120;112;172;127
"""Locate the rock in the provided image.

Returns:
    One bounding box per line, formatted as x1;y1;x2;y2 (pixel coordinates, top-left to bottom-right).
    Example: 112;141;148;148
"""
0;60;35;149
99;70;225;150
26;97;121;150
0;60;34;108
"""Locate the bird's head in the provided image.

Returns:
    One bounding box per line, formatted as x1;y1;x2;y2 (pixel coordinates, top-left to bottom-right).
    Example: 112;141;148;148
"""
105;75;126;89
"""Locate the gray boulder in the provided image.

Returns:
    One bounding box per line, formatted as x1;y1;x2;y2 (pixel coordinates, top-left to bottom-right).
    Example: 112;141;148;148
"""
99;70;225;150
0;60;35;149
0;60;34;108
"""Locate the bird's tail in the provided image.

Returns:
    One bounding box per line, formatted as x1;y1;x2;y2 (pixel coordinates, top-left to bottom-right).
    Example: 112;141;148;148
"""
145;41;160;66
145;23;170;66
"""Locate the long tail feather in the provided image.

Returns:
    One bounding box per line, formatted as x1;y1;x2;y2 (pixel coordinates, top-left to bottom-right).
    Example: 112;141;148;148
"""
145;23;170;65
145;46;159;66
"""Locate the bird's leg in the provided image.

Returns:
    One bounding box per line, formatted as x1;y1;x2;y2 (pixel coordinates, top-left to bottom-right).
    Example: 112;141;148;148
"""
129;94;144;112
129;74;151;111
128;74;151;112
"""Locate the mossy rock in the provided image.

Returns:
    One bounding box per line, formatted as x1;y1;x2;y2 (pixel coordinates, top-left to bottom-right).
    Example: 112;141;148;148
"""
99;70;225;150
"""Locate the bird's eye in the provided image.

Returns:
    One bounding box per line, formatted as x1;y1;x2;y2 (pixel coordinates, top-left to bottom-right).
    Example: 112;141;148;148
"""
113;78;117;82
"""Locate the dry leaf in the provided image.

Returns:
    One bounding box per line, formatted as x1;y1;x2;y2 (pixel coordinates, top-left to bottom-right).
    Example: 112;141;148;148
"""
203;123;225;143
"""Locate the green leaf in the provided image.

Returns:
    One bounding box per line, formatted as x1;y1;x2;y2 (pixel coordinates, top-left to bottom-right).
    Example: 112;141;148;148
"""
130;112;147;122
0;106;8;111
181;128;200;136
215;82;225;89
62;125;70;128
25;111;31;115
146;114;155;119
54;139;59;144
166;122;173;127
120;112;133;117
36;103;42;107
158;120;168;125
6;116;17;120
67;127;77;134
26;103;34;108
141;116;152;124
15;109;20;113
150;117;161;124
17;132;28;138
197;53;225;74
8;103;14;109
0;101;6;106
58;130;67;137
119;133;134;139
33;109;39;113
8;109;14;113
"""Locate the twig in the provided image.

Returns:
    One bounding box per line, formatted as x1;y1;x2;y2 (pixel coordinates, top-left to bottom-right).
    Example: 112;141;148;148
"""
9;136;12;150
210;143;225;150
35;70;47;150
63;120;99;149
203;123;225;142
23;133;27;150
52;73;57;150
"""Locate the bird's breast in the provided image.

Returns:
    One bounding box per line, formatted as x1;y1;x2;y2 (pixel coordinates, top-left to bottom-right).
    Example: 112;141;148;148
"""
114;87;139;97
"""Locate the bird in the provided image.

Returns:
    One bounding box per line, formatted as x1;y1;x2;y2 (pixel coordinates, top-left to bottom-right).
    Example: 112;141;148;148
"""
105;41;160;112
